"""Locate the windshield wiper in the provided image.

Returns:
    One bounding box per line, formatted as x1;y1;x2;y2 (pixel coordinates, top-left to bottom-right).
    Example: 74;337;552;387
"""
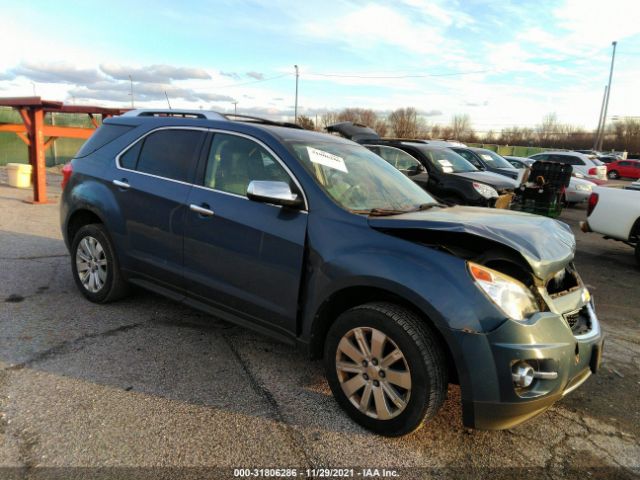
352;204;445;216
410;203;447;212
351;208;411;216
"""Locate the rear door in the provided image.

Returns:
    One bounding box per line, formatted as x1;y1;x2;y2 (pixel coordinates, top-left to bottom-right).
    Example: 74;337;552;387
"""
112;127;206;290
183;131;308;336
618;161;633;177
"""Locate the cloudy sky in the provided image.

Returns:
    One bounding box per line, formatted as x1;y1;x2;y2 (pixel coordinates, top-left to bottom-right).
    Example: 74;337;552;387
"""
0;0;639;131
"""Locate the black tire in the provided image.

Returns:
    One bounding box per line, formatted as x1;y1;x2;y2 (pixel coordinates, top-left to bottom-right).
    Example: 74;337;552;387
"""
608;170;619;179
635;242;640;268
70;223;129;303
324;302;447;436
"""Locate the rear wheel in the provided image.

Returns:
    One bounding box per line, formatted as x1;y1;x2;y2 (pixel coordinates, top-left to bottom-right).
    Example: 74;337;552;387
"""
71;224;129;303
607;170;619;179
324;302;447;436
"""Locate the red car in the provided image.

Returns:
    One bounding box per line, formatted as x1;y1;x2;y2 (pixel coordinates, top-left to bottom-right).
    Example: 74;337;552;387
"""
606;159;640;179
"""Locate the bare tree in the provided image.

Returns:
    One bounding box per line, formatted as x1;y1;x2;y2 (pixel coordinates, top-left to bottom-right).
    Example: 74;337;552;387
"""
536;113;560;146
320;111;340;129
388;107;423;138
296;115;315;130
450;114;473;141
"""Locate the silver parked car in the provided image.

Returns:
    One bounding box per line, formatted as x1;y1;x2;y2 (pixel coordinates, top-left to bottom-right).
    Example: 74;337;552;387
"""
528;151;607;182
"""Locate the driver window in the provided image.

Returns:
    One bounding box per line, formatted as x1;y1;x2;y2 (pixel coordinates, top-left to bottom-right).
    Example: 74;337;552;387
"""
204;133;291;196
376;146;421;171
457;149;481;167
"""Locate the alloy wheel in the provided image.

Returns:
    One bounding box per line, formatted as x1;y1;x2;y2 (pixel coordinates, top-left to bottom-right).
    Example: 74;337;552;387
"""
76;236;108;293
335;327;411;420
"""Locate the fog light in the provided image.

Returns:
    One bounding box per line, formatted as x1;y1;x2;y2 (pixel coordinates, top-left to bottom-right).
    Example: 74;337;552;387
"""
512;362;535;387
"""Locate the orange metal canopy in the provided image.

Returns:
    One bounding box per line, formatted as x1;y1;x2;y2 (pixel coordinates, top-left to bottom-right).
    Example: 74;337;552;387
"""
0;97;128;203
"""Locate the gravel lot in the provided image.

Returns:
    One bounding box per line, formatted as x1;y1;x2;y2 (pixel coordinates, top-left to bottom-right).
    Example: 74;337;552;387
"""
0;169;638;479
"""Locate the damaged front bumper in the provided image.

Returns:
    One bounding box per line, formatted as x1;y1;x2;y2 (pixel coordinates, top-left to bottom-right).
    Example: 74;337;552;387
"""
454;301;603;430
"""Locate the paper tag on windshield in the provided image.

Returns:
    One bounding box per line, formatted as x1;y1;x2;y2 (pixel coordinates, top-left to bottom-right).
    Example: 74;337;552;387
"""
438;159;453;167
307;147;348;173
481;154;494;161
442;166;453;173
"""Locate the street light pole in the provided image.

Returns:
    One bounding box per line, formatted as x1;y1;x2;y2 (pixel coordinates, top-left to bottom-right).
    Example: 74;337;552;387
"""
294;65;299;124
232;101;238;115
596;41;617;151
593;85;608;150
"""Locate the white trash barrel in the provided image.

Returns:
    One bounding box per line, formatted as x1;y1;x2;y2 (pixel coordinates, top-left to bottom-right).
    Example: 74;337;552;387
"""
6;163;32;188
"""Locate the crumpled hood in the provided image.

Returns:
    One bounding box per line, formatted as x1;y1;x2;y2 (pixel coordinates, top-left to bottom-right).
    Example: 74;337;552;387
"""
369;206;576;280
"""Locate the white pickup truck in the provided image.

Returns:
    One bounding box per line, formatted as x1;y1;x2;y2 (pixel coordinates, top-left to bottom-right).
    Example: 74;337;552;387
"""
581;186;640;266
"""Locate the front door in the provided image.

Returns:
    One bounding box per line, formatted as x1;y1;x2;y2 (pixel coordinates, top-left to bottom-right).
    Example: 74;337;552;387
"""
183;132;308;336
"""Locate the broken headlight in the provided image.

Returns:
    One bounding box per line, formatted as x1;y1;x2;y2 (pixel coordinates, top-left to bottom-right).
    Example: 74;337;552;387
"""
472;182;498;199
468;262;539;321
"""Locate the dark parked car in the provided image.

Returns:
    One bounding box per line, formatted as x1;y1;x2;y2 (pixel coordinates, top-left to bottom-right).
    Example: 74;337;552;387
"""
327;122;518;207
61;110;602;436
449;147;520;180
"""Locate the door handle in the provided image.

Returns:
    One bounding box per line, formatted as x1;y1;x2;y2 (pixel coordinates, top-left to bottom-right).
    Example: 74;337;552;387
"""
190;203;214;217
113;179;130;189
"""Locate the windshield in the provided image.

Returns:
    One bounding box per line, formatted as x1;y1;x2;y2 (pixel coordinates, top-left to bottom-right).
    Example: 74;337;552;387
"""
421;148;477;173
476;150;516;169
287;141;438;214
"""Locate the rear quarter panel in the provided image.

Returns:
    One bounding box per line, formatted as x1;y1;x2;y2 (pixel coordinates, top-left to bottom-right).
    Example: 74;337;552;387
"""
589;186;640;240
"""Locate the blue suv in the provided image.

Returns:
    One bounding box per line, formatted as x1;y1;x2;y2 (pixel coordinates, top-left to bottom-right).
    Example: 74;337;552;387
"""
60;110;602;436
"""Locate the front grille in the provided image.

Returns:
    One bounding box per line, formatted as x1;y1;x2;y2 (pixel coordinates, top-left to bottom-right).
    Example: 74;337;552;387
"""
563;306;591;335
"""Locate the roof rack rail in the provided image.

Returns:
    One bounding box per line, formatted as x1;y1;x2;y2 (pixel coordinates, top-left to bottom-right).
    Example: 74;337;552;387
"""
121;109;227;120
224;113;303;129
378;138;428;143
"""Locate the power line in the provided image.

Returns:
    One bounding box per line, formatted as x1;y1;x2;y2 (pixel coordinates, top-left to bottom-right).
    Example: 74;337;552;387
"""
210;73;291;89
304;50;607;80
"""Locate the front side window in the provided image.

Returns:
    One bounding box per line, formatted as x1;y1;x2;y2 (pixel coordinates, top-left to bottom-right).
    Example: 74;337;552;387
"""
134;129;205;182
421;148;477;173
287;141;437;213
476;150;516;169
203;133;291;196
454;149;483;168
372;146;422;171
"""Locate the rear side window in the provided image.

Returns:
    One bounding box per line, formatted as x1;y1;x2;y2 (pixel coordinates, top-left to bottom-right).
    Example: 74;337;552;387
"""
75;124;134;158
120;141;142;170
135;129;205;182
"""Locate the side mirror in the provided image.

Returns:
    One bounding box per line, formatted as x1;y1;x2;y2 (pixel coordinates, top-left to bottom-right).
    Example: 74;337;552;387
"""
247;180;304;209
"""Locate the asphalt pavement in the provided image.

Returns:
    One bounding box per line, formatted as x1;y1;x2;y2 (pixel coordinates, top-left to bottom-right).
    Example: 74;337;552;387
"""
0;169;638;479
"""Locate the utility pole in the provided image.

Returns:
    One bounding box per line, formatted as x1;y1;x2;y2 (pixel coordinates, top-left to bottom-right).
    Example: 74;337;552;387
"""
593;85;608;150
294;65;299;124
232;101;238;115
128;75;134;108
596;41;617;151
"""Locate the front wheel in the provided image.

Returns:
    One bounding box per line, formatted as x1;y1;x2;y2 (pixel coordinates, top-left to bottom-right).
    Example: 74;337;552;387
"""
324;302;447;436
71;224;129;303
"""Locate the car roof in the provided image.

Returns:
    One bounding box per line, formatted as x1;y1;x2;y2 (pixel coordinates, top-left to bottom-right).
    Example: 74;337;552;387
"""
107;109;355;145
